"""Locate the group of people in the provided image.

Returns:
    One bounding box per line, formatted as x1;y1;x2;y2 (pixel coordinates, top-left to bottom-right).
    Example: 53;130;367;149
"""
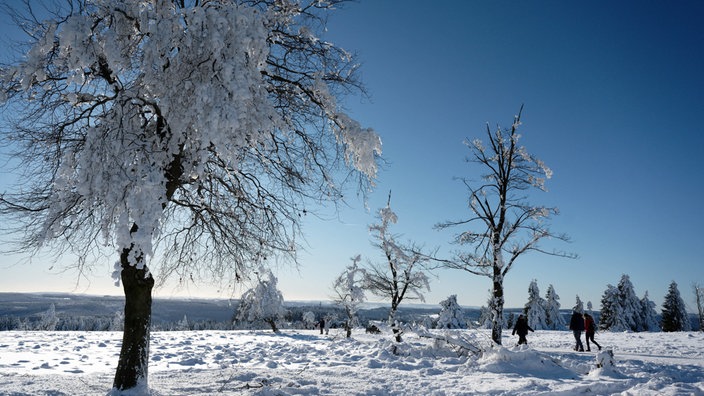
569;311;601;351
511;311;601;351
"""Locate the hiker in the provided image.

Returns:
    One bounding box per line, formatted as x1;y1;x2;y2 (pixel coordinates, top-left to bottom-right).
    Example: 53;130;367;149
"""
511;314;534;345
319;318;325;335
583;313;601;351
569;310;585;352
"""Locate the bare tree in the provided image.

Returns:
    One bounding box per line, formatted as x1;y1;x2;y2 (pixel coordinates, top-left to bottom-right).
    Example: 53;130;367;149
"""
0;0;380;391
436;106;574;345
363;193;431;342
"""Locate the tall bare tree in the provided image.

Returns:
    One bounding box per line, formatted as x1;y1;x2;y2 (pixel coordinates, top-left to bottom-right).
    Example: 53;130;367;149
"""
436;106;574;345
0;0;381;391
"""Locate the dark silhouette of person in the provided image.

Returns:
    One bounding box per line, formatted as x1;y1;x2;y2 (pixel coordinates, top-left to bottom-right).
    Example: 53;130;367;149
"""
569;311;585;352
512;314;534;345
583;313;601;351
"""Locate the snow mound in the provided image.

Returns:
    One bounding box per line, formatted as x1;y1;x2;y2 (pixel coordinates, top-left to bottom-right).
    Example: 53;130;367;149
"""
479;345;578;380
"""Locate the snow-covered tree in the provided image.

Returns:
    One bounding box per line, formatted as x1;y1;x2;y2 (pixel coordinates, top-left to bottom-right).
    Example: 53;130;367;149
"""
435;107;575;345
110;310;124;332
661;281;691;332
694;283;704;332
573;295;584;314
544;284;566;330
478;290;504;329
0;1;381;391
586;301;593;314
523;279;547;330
332;255;367;337
37;304;59;331
236;269;286;333
478;306;493;329
598;285;623;331
436;295;468;329
640;291;660;332
302;311;316;330
363;193;431;342
617;274;643;331
176;315;190;331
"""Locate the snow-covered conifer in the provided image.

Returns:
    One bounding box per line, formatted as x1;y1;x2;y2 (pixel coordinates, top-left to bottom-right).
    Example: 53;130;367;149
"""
599;285;629;331
617;274;643;331
640;291;660;332
436;295;468;329
661;281;691;332
524;279;547;330
573;295;584;314
544;284;566;330
38;304;59;331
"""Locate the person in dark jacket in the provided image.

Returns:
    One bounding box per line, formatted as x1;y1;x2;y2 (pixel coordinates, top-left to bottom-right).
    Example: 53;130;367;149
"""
511;314;534;345
569;311;585;351
583;313;601;351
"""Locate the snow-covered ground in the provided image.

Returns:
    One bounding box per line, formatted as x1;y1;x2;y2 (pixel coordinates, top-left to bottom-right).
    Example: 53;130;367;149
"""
0;328;702;395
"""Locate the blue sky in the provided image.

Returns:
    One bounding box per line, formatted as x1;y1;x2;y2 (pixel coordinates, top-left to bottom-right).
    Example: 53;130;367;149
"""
1;1;703;311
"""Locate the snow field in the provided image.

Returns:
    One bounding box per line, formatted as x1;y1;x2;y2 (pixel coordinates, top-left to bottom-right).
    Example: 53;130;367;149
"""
0;329;702;395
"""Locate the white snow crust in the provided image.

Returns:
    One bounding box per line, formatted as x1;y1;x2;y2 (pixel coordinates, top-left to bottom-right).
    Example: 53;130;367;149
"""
0;328;702;395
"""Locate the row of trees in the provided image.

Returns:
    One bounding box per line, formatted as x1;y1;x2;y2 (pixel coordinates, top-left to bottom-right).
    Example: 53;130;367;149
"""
599;274;660;332
472;276;698;333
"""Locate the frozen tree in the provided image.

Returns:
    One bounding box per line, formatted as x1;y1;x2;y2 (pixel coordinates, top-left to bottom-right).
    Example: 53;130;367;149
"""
661;281;691;332
544;284;566;330
640;291;660;332
478;306;493;329
332;255;367;337
436;294;468;329
0;0;380;391
176;315;190;331
302;311;316;330
478;290;503;329
236;269;286;333
694;283;704;332
363;193;431;342
435;107;575;345
598;285;618;331
38;303;59;331
573;295;584;314
523;279;547;330
110;310;124;332
586;301;593;314
617;274;643;331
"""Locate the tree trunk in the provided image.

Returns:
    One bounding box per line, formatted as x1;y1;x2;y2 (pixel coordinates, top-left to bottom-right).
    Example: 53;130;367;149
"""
491;271;504;345
113;246;155;391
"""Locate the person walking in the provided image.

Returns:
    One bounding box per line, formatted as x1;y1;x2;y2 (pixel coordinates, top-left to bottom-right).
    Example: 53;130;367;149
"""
569;310;585;352
512;314;534;346
583;313;601;351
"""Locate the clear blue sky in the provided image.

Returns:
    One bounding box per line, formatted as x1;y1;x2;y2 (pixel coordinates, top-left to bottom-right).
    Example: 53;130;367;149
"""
1;1;703;311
